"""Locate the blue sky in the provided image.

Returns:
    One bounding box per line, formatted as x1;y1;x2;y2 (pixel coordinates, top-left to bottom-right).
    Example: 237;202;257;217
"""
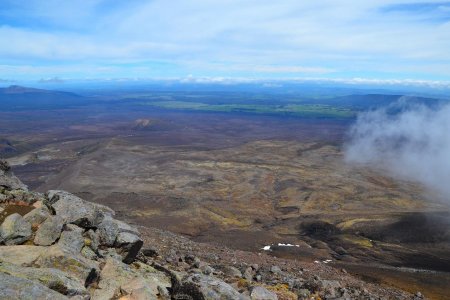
1;0;450;86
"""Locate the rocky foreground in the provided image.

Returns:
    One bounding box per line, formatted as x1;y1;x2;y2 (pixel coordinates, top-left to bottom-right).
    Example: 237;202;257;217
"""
0;159;424;300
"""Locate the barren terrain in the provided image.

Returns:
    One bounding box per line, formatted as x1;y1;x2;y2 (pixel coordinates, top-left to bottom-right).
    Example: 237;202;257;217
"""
2;89;450;299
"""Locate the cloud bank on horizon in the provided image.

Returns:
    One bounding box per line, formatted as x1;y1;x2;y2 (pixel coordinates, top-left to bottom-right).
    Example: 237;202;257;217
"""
0;0;450;83
345;98;450;201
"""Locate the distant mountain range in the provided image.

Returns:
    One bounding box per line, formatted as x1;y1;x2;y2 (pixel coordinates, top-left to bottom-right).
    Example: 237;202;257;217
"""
0;85;90;110
0;85;446;113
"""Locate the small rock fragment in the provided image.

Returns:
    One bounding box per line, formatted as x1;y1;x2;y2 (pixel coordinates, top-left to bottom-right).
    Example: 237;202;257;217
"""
270;265;282;275
250;286;278;300
222;265;243;278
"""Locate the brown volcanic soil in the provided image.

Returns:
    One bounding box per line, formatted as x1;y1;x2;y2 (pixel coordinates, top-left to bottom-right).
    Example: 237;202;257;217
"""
38;139;438;232
25;137;450;298
4;109;450;299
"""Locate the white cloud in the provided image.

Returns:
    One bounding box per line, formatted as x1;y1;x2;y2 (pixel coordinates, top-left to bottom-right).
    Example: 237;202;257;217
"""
0;1;449;79
345;99;450;201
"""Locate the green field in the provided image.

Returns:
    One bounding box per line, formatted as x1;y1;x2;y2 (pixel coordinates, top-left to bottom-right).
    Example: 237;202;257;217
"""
140;101;356;118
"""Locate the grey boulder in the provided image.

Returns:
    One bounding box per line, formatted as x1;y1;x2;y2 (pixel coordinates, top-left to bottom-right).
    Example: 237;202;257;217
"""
35;245;99;284
0;272;68;300
97;215;140;247
0;260;89;297
176;274;249;300
48;190;105;228
115;231;143;264
58;226;85;253
34;216;64;246
0;213;32;245
0;245;47;266
97;215;119;246
23;205;51;227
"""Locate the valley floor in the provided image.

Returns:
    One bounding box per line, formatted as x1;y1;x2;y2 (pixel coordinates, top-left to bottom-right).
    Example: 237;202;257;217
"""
3;109;450;299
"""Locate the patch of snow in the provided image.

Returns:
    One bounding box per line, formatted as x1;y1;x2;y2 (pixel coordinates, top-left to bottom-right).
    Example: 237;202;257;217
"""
278;243;295;247
277;243;302;247
263;242;305;251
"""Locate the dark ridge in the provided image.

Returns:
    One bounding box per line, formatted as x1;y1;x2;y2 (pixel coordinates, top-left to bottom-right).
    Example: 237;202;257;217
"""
0;85;92;111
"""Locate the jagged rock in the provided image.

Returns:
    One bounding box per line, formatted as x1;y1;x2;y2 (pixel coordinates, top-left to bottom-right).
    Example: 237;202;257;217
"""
335;246;347;255
120;277;158;300
0;245;47;266
152;262;184;290
98;247;124;261
93;202;116;217
0;272;68;300
0;161;28;191
200;264;214;275
23;205;51;228
192;257;202;268
85;229;100;252
157;285;171;300
34;216;64;246
92;257;170;300
8;190;27;203
184;253;196;264
46;190;63;206
97;215;119;246
296;288;311;299
319;280;341;298
0;260;89;297
117;220;139;235
0;213;32;245
48;190;105;228
81;246;97;260
6;189;42;205
142;247;158;258
131;261;172;294
0;160;10;172
270;266;282;275
250;286;278;300
176;274;249;300
115;231;143;264
414;291;424;299
58;226;85;253
47;190;114;216
222;265;243;278
97;214;141;249
243;266;254;281
35;245;99;284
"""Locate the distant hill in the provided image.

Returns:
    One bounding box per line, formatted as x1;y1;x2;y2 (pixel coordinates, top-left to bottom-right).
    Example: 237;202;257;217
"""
324;94;444;110
0;85;91;110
